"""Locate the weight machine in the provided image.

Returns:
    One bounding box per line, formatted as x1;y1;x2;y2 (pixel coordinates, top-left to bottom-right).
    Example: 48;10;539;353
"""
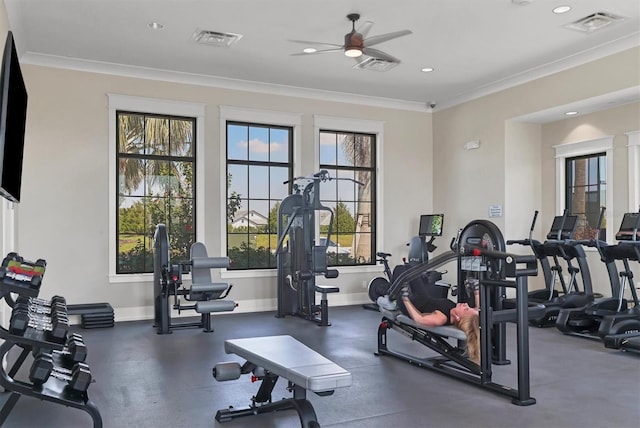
275;170;361;326
153;224;236;334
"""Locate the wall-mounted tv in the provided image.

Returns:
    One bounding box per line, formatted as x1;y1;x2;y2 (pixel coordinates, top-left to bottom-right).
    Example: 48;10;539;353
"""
0;31;28;203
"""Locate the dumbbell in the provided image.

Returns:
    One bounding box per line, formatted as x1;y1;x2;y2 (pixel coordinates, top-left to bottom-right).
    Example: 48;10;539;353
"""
9;308;68;339
17;295;66;308
29;353;92;392
1;252;23;267
52;335;88;363
1;258;46;286
15;301;66;318
12;305;69;326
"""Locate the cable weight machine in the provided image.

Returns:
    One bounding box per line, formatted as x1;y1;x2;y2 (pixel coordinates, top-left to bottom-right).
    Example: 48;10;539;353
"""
275;170;362;326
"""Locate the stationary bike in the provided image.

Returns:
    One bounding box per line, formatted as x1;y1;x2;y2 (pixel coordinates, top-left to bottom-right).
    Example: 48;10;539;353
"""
364;214;446;310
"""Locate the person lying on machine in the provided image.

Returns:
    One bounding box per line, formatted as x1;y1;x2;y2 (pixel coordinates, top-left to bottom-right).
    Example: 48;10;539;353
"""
398;280;481;365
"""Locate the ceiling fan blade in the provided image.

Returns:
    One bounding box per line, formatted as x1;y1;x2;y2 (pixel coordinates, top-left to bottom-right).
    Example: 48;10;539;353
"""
289;39;344;49
291;47;344;56
362;47;400;63
357;21;374;38
363;30;412;47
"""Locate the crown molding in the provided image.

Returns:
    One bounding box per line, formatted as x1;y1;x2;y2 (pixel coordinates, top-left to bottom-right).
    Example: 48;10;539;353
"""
19;52;430;113
437;32;640;111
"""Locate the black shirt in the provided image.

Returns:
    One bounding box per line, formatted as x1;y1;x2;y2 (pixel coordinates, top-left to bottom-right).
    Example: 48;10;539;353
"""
412;296;456;325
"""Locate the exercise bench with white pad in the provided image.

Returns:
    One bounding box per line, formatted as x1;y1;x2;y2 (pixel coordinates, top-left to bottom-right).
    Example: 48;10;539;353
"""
213;335;352;427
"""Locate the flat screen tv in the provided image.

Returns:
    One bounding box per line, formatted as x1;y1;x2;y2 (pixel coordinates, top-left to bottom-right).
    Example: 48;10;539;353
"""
0;31;28;203
419;214;444;237
616;212;640;241
546;214;578;240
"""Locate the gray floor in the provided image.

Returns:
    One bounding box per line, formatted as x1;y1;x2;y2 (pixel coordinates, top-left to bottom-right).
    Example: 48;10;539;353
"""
2;305;639;428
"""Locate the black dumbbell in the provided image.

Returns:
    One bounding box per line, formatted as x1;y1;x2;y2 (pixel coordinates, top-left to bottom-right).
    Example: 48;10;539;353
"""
17;295;66;308
29;354;92;392
15;301;65;317
9;309;68;339
53;336;88;363
12;306;69;326
2;252;22;266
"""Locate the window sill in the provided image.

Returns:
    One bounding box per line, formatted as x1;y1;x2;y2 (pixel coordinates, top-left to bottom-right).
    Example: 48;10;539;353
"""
109;273;154;284
109;264;382;283
220;264;381;279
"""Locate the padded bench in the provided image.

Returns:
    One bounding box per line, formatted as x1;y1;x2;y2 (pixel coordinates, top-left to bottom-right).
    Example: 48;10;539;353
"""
379;308;467;341
213;335;351;427
187;244;236;332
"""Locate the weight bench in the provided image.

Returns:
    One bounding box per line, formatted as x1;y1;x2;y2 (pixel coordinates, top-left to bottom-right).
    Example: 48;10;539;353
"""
376;307;479;374
213;335;352;427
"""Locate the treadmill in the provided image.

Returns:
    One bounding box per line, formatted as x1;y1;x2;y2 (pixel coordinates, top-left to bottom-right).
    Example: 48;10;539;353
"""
601;210;640;353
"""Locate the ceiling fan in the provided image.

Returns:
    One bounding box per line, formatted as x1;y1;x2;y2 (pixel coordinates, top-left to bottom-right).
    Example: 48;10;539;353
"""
291;13;412;64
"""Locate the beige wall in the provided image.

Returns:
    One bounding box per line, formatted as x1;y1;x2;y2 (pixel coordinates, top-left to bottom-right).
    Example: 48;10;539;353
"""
17;65;433;319
540;102;640;297
434;46;639;297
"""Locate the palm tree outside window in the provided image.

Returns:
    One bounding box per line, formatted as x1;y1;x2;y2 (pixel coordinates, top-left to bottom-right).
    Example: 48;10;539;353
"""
116;111;196;274
319;130;376;267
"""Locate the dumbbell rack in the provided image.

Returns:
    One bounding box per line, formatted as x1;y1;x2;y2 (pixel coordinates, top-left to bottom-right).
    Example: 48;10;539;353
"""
0;253;102;427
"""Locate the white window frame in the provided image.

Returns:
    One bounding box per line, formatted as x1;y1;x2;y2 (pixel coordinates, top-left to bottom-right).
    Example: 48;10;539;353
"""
107;94;205;283
553;136;614;242
626;130;640;212
219;105;302;279
313;115;384;273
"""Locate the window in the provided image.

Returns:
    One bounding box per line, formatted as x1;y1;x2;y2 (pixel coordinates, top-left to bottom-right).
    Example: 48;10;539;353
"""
554;136;613;242
626;130;640;211
220;106;301;274
226;122;293;270
108;94;205;281
319;130;376;266
315;115;382;268
565;153;606;240
116;112;196;273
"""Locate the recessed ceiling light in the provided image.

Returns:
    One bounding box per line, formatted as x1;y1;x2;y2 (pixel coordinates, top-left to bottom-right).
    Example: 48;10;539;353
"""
148;22;164;30
553;6;572;14
421;67;434;73
303;48;317;53
565;111;579;116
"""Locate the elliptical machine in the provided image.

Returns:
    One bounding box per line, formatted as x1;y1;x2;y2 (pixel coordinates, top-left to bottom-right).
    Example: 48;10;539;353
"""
275;170;360;326
506;211;594;327
556;208;640;339
601;209;640;351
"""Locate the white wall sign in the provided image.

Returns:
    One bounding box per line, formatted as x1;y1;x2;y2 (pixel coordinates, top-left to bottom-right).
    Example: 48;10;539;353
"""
488;205;503;218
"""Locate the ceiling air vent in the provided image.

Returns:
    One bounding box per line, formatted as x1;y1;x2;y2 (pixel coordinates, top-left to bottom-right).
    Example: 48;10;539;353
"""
564;12;626;33
193;29;243;47
353;57;399;72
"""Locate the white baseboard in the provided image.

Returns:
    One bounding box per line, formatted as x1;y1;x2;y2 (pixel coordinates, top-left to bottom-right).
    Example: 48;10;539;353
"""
111;292;370;323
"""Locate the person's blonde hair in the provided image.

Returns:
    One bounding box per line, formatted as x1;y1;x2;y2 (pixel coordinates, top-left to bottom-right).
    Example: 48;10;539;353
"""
456;314;480;365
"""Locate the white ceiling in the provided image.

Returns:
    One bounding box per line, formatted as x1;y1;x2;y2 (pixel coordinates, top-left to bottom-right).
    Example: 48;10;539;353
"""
4;0;640;114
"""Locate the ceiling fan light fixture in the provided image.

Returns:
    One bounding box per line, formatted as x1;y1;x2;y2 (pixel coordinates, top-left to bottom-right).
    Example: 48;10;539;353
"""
303;47;317;53
345;47;363;58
